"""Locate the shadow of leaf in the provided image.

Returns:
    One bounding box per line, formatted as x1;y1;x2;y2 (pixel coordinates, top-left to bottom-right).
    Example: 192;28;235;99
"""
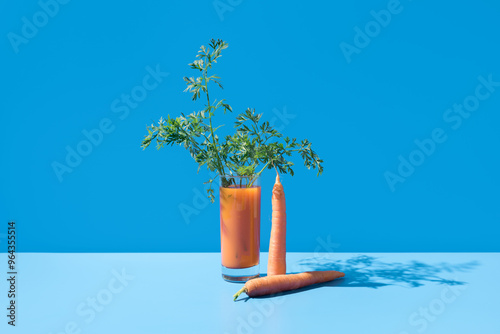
295;255;480;289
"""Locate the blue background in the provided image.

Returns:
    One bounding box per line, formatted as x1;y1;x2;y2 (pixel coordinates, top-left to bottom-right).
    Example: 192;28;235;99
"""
1;0;499;252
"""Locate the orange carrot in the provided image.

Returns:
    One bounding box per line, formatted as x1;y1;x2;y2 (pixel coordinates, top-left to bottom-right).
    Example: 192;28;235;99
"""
267;170;286;276
233;270;345;300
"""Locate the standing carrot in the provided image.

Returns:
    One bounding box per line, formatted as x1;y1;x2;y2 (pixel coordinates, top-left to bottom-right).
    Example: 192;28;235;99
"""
233;270;345;300
267;170;286;276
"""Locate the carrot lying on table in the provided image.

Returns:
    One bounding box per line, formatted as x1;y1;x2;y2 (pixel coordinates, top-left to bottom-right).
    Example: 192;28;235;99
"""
267;170;287;276
233;270;345;300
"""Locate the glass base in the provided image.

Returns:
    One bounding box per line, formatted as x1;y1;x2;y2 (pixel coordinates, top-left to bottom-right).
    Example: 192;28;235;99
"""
221;264;260;282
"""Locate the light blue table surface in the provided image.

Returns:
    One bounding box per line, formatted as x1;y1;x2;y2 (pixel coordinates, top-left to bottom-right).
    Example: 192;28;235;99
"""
1;252;498;334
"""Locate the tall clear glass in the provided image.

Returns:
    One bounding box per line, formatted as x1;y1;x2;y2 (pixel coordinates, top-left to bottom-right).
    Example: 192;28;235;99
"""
219;175;261;282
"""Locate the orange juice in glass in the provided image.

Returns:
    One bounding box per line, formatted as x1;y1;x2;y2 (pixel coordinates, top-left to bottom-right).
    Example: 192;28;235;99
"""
219;175;260;282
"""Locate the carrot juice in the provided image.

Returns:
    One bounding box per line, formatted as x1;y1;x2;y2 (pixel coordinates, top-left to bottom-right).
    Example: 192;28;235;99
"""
220;184;261;270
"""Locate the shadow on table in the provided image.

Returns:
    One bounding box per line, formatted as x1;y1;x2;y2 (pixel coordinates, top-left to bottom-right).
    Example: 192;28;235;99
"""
239;255;480;300
297;255;479;289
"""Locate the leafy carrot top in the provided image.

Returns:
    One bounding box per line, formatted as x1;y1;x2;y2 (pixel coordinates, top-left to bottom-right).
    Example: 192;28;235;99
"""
141;39;323;202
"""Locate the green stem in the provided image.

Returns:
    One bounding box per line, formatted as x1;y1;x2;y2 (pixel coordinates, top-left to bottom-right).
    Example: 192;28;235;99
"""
204;66;226;179
247;161;270;187
233;287;247;301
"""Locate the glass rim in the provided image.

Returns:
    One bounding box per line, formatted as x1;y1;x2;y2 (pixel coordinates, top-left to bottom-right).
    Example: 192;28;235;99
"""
219;174;259;179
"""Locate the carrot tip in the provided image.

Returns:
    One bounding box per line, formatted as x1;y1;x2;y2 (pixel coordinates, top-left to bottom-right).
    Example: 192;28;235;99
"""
233;287;247;301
